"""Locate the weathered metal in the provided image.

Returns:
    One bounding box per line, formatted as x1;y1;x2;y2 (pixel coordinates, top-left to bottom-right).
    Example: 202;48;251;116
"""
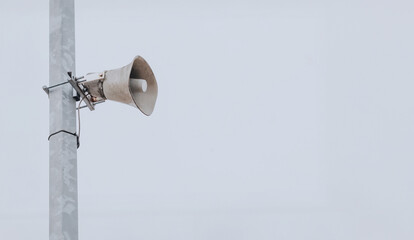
82;56;158;116
68;77;95;111
49;0;78;239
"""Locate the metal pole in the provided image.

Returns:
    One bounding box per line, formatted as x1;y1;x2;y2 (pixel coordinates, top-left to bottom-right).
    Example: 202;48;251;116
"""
49;0;78;239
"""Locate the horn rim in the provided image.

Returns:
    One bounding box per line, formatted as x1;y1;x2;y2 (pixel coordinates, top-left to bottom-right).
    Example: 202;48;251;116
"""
128;56;158;116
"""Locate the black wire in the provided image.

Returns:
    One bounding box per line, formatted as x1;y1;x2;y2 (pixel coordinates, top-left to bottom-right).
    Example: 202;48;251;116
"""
48;130;80;148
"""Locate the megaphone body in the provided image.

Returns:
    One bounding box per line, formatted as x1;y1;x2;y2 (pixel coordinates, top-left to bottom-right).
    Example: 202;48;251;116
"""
83;56;158;116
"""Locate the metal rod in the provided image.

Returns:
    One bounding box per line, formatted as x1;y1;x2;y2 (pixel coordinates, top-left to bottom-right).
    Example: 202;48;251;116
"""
43;78;87;96
76;100;105;110
49;0;78;239
76;105;88;110
46;81;70;89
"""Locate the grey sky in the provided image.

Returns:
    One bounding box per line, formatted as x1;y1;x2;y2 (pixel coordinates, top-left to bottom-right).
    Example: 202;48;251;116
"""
1;0;414;239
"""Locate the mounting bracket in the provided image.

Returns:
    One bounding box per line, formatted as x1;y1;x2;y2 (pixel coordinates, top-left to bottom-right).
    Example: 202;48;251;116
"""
42;72;102;111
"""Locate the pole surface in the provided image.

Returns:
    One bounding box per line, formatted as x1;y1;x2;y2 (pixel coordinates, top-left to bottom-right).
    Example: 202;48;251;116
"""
49;0;78;239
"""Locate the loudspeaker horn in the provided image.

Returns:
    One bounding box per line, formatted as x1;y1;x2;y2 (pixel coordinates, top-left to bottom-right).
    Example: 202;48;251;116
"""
82;56;158;116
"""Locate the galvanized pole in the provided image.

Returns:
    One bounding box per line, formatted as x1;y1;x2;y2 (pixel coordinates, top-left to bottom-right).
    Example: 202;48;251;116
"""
49;0;78;239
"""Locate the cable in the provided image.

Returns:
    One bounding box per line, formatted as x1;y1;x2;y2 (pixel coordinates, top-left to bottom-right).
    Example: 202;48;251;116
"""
48;97;86;148
77;96;85;147
48;130;77;140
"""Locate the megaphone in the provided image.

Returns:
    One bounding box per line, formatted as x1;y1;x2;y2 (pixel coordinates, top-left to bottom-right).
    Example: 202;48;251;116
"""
82;56;158;116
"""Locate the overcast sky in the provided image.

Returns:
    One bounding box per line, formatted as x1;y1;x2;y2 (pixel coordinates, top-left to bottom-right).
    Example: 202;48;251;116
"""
1;0;414;239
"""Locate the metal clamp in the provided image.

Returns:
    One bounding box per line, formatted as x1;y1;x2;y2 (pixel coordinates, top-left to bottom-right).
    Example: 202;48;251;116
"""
68;78;95;111
43;72;100;111
83;72;105;82
42;72;85;96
